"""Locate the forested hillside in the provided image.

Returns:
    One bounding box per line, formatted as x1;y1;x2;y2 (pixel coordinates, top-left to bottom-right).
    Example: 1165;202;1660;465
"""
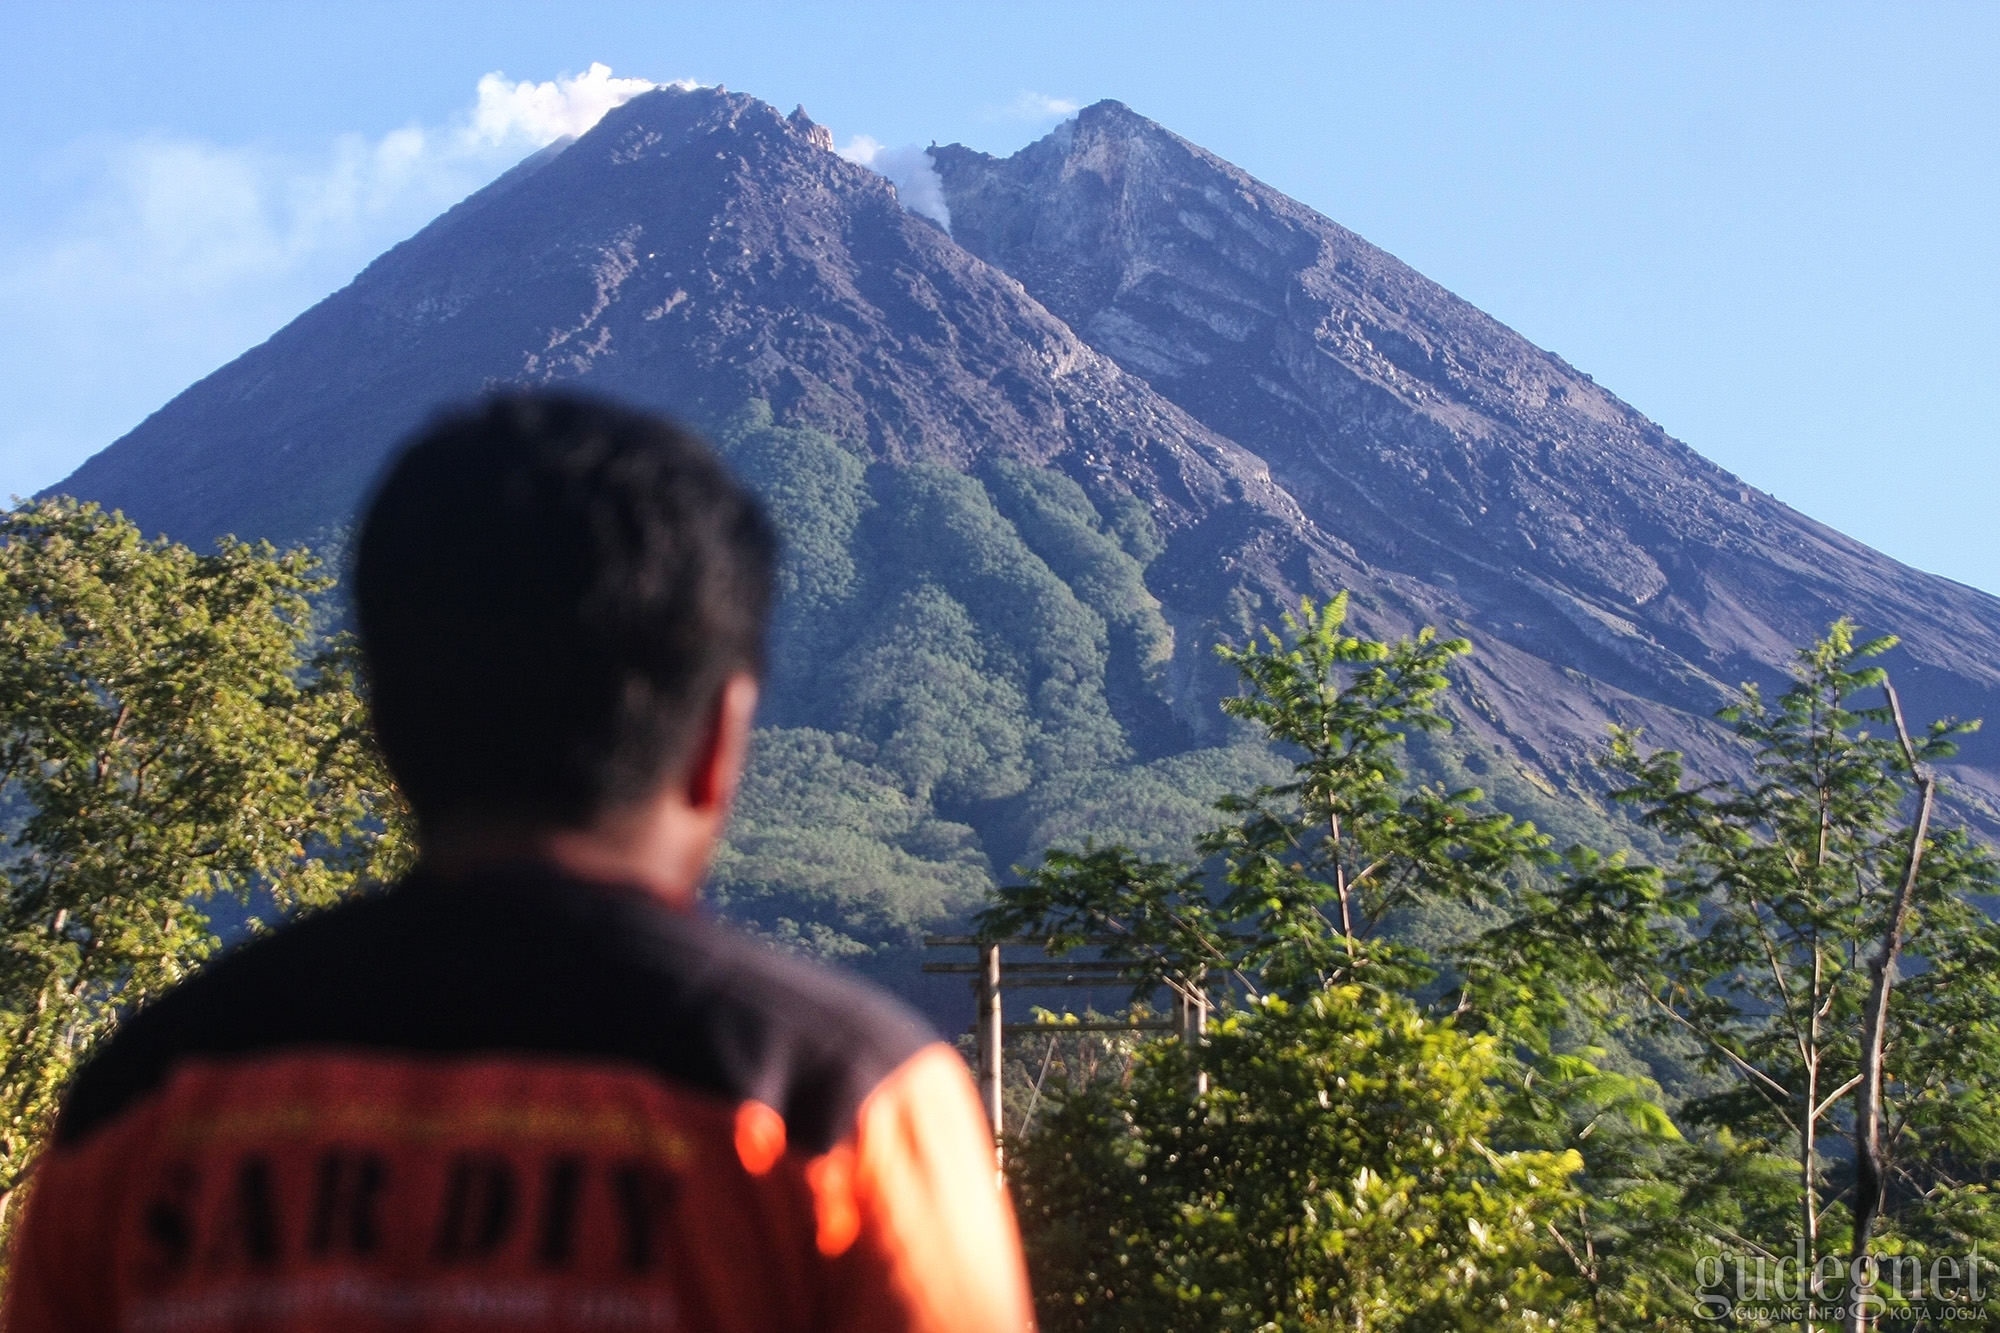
704;405;1648;990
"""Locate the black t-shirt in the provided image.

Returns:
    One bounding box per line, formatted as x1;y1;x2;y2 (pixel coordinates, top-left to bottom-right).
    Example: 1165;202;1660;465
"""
10;864;1034;1333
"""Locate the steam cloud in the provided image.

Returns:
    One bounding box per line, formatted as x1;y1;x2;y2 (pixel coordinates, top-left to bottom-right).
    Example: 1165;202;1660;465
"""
837;136;952;231
469;63;666;147
1005;92;1081;120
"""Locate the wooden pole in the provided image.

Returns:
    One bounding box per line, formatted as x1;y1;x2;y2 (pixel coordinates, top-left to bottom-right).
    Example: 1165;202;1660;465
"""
978;942;1004;1146
1184;974;1210;1096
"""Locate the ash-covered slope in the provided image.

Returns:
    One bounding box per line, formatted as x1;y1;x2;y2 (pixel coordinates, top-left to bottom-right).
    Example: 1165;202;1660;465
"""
934;102;2000;808
65;89;1302;585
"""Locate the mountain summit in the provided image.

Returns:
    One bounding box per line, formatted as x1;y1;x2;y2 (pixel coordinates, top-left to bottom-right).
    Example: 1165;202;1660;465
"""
65;90;1291;566
54;87;2000;947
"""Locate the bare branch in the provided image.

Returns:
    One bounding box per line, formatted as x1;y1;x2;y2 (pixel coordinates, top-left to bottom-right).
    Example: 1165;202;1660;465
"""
1883;681;1922;775
1641;989;1798;1129
1814;1073;1863;1122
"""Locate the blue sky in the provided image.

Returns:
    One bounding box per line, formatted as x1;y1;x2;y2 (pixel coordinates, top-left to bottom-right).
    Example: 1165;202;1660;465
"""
4;2;1996;593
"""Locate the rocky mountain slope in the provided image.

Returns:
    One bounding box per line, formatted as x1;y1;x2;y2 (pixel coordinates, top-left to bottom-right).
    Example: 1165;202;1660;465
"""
936;103;2000;803
64;93;1300;597
54;86;2000;947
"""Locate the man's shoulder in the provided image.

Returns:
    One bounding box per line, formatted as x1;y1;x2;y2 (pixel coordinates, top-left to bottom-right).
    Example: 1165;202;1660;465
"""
54;885;406;1145
57;866;936;1154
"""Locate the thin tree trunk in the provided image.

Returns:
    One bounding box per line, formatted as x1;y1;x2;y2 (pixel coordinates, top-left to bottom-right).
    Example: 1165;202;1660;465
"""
1799;936;1829;1318
1329;811;1353;939
1841;782;1931;1333
1844;684;1936;1333
1803;1053;1821;1309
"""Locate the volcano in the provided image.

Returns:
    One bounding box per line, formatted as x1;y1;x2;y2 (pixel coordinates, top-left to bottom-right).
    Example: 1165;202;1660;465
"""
55;85;2000;968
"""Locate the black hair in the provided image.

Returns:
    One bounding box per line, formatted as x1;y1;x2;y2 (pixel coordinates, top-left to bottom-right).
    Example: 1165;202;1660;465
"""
354;392;776;831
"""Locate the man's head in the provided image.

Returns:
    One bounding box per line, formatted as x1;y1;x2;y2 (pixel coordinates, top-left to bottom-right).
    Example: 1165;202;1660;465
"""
355;393;776;856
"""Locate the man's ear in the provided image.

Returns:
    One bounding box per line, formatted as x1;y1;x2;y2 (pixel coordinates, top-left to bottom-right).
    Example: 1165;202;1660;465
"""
686;674;760;814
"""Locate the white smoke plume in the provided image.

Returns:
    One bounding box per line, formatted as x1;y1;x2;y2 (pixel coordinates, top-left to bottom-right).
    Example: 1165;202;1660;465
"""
468;63;665;147
837;136;951;231
1004;92;1081;120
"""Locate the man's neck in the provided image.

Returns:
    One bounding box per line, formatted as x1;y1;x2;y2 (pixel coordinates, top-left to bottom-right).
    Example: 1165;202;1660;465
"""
424;800;721;910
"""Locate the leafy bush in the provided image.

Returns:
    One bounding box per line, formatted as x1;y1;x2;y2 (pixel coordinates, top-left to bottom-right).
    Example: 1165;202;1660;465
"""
1013;986;1583;1332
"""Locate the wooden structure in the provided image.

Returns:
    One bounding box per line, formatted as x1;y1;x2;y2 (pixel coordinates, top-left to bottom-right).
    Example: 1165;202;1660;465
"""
921;935;1211;1139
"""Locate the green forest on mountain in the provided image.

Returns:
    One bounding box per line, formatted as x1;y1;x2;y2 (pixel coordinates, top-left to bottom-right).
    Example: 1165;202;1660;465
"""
4;407;2000;1330
704;404;1646;970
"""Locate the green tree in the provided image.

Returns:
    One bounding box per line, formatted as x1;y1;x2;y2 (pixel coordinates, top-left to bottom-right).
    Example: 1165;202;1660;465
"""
1480;620;2000;1325
709;725;992;957
981;593;1550;1001
0;498;408;1211
1207;594;1548;994
985;594;1614;1328
980;459;1174;689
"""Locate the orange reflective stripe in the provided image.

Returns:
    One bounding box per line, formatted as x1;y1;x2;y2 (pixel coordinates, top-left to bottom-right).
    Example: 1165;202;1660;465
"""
733;1098;787;1176
805;1143;860;1257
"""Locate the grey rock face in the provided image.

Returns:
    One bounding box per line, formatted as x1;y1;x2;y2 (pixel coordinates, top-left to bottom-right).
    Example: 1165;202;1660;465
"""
64;90;1292;556
934;102;2000;808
